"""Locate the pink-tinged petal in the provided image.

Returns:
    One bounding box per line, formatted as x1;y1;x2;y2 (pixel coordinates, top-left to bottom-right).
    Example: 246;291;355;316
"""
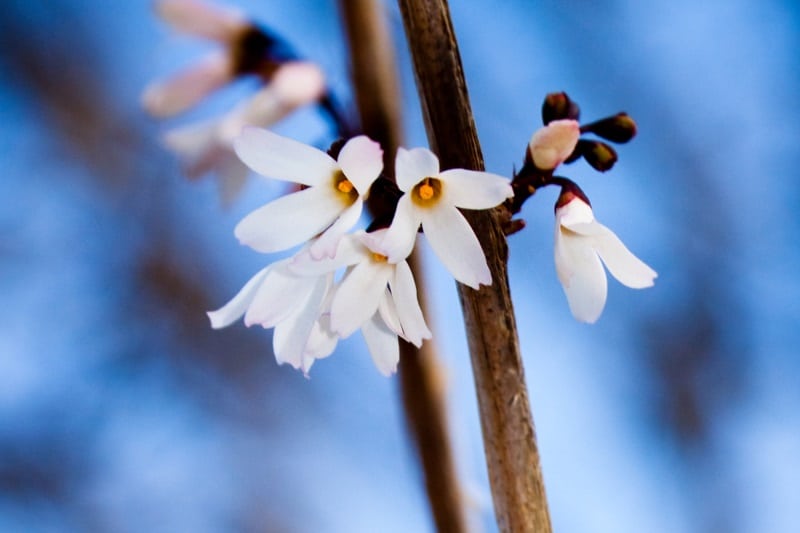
234;186;343;253
336;136;384;195
528;119;580;170
330;261;392;337
142;51;233;117
377;289;403;337
390;261;432;346
589;224;657;289
438;168;513;210
272;275;331;369
423;205;491;289
309;198;364;260
234;127;337;186
555;228;607;323
361;314;400;376
290;234;366;276
395;147;440;191
155;0;247;42
207;266;271;328
244;266;313;327
378;194;421;263
270;62;327;107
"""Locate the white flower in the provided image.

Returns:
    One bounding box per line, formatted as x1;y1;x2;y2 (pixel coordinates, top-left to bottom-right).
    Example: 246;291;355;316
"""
142;0;250;117
234;129;383;259
291;231;432;376
376;147;513;289
161;62;326;203
528;119;580;170
206;254;336;375
554;195;657;323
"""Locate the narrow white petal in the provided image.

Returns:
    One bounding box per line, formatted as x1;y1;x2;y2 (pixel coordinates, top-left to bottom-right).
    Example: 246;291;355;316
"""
438;169;513;209
395;147;440;191
555;228;607;323
234;127;337;186
361;314;400;376
423;205;491;289
336;136;384;195
528;119;580;170
206;266;271;328
390;261;432;346
330;261;392;337
244;266;314;327
304;315;339;361
234;186;343;253
142;52;232;117
378;194;421;263
377;289;403;337
156;0;247;41
309;198;364;260
272;275;331;369
290;234;366;275
590;225;657;289
557;198;595;229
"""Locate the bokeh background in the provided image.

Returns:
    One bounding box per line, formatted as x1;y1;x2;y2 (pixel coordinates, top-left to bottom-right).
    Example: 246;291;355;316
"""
2;0;798;531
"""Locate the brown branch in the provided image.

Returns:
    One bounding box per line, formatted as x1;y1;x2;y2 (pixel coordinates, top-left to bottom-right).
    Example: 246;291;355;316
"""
338;1;469;532
396;1;553;531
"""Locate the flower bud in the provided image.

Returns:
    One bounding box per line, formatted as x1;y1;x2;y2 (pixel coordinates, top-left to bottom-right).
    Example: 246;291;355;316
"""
542;92;580;125
579;140;618;172
581;113;637;143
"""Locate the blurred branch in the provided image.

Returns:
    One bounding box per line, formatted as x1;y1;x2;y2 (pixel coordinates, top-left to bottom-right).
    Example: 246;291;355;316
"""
396;0;551;531
338;1;468;531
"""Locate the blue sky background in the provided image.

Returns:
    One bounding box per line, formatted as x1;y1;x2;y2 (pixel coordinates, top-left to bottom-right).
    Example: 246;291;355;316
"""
1;0;799;532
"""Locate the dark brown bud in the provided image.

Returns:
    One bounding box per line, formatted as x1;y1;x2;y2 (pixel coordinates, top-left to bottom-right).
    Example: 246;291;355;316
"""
579;140;618;172
542;92;580;125
554;178;591;211
232;26;294;76
581;113;637;143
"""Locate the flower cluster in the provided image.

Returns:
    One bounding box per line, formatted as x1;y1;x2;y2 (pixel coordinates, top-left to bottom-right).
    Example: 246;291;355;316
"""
142;0;339;203
512;92;657;323
208;128;513;375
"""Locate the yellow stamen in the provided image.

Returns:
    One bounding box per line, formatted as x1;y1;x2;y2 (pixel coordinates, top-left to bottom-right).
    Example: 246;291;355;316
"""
337;179;354;194
418;182;435;200
371;252;388;263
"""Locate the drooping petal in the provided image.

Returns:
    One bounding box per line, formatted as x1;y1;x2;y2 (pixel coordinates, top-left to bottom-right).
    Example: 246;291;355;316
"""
554;228;607;323
303;314;338;362
272;275;331;369
234;127;337;186
588;224;657;289
142;51;233;117
377;194;422;263
390;260;432;346
377;289;403;337
422;204;491;289
438;168;513;210
156;0;248;41
308;198;364;260
330;261;393;337
244;265;314;327
206;265;271;328
528;119;580;170
361;314;400;376
336;136;384;195
234;185;343;253
395;147;440;192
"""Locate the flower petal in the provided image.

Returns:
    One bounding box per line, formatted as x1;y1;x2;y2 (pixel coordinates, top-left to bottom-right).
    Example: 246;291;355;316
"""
390;260;432;346
395;147;440;191
589;224;657;289
272;275;331;370
234;185;343;253
309;198;364;260
377;289;403;337
290;234;366;275
554;228;607;323
528;119;580;170
206;265;271;328
142;51;233;117
336;135;384;195
234;127;337;186
422;205;491;289
438;168;513;210
377;194;421;263
244;265;314;327
361;314;399;376
330;261;392;337
557;198;595;229
156;0;247;42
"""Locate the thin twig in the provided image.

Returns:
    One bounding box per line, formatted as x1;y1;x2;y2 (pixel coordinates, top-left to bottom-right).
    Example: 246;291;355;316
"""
337;1;469;531
396;1;553;531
